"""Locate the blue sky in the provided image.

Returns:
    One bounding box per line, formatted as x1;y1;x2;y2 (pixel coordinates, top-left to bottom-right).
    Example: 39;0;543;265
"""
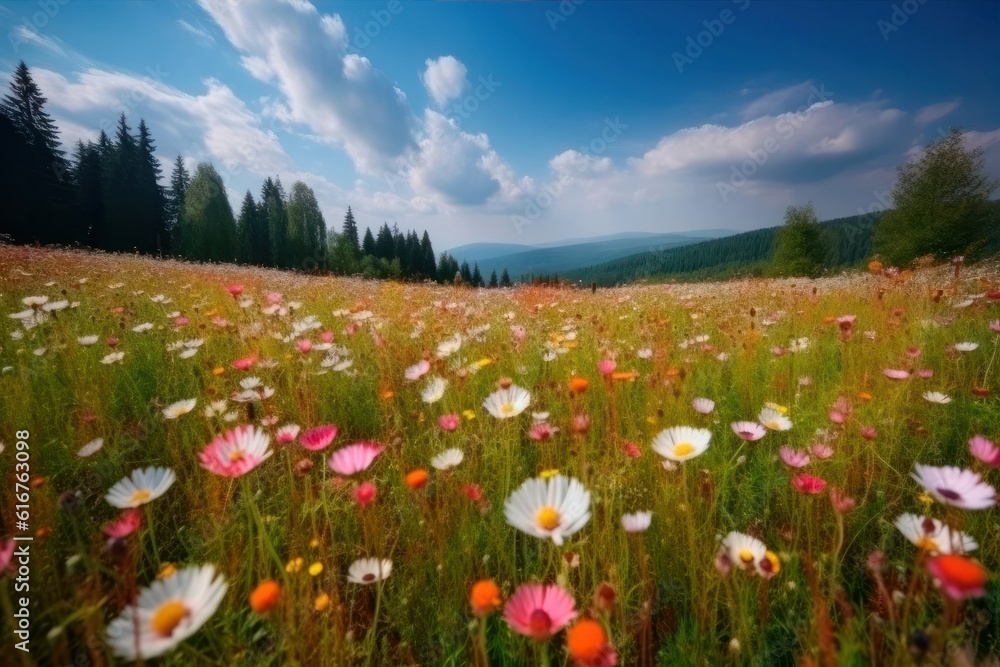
2;0;999;248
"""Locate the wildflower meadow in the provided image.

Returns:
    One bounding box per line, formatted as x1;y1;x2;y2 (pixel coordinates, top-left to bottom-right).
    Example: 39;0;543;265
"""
2;244;999;665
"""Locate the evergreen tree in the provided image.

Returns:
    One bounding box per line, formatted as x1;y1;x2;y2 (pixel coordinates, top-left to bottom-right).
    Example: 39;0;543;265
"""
874;127;998;265
471;263;484;287
182;163;237;262
362;227;376;256
71;140;104;247
135;119;166;253
287;181;326;271
99;113;143;251
260;177;288;268
771;202;826;277
165;155;190;253
500;268;512;287
236;190;257;264
340;206;361;259
488;269;498;288
459;260;473;284
420;231;437;281
375;222;395;260
0;61;75;243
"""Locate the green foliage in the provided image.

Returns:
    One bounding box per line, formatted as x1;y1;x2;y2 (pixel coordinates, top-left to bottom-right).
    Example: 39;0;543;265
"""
181;162;238;262
874;128;998;265
286;181;327;271
771;202;827;278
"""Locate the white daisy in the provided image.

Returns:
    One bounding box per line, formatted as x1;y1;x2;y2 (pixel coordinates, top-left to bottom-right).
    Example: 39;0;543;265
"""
922;391;951;404
421;376;448;404
503;474;591;546
163;399;197;420
637;347;653;359
347;558;392;585
77;335;99;346
758;407;792;431
954;342;978;352
430;448;464;471
106;467;176;508
405;359;431;381
691;397;715;414
911;465;996;510
436;334;462;358
133;322;154;333
621;511;652;533
483;385;531;419
651;426;711;462
721;531;766;571
894;513;977;555
77;437;104;458
101;351;125;365
106;564;227;660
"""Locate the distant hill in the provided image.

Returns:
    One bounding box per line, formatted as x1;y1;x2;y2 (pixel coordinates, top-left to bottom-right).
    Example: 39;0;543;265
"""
448;229;738;279
564;213;885;286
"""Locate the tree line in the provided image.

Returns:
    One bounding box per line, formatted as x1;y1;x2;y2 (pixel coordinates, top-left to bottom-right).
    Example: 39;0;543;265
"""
0;61;517;286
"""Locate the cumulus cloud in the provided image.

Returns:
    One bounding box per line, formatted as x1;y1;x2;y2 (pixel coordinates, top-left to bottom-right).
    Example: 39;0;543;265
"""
421;56;468;107
197;0;416;174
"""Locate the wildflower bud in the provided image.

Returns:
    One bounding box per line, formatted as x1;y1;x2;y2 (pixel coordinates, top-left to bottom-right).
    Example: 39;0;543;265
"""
405;468;429;490
570;413;591;434
498;376;513;389
728;638;741;655
593;583;616;612
866;551;885;573
469;579;502;617
250;580;281;614
295;458;314;475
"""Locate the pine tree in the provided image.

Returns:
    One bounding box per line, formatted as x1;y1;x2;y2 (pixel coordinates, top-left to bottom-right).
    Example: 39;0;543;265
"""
71;140;104;247
136;119;166;253
362;227;376;256
459;260;473;284
488;269;498;288
165;155;190;253
420;231;437;281
341;206;361;259
471;262;484;287
260;177;288;268
236;190;257;264
500;268;512;287
98;113;143;251
375;223;395;260
182;163;237;262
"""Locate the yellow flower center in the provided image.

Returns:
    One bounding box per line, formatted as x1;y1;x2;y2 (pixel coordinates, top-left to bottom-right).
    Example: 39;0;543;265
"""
129;489;151;504
536;506;561;531
738;548;755;564
765;420;780;430
150;600;188;637
500;402;515;416
915;536;939;551
228;449;246;462
673;442;694;457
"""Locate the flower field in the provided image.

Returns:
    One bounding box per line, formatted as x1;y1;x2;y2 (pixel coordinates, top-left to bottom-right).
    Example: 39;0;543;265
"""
2;244;1000;666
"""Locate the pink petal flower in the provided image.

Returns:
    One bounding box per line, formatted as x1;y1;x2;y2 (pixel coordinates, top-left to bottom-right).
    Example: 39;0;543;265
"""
791;473;827;495
438;414;460;432
231;353;259;371
296;339;312;354
528;422;559;442
621;441;641;458
320;330;334;343
828;411;846;425
226;284;244;297
969;435;1000;467
597;359;616;376
810;443;834;459
779;446;810;468
175;316;189;327
906;346;922;358
101;508;142;538
299;425;339;451
198;425;273;477
504;583;577;641
883;368;911;380
731;421;766;441
328;442;383;476
916;369;934;379
265;292;283;305
860;426;878;441
830;488;856;514
352;481;377;508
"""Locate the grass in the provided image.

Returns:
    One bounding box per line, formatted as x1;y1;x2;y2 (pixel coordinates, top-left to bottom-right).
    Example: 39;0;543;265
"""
1;244;999;666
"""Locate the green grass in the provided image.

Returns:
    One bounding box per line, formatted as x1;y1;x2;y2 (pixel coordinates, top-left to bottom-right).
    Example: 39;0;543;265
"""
1;244;999;666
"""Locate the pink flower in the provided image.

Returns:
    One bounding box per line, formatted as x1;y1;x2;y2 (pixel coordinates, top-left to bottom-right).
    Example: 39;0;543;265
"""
299;425;339;451
731;421;766;441
352;481;377;508
571;413;591;434
106;336;120;348
926;555;988;600
916;369;934;379
265;292;283;305
199;425;273;477
830;488;856;514
597;359;616;376
860;426;877;441
906;346;922;358
691;397;715;414
275;424;301;444
320;330;334;344
101;508;142;538
883;368;910;380
969;435;1000;467
231;353;258;370
810;443;834;459
529;422;559;442
990;320;1000;334
328;442;383;476
621;441;641;458
771;346;787;357
405;359;431;381
296;339;312;354
438;414;460;432
779;447;810;468
504;583;577;642
226;284;244;297
792;474;827;495
828;411;846;425
463;484;484;501
510;325;527;344
175;316;189;327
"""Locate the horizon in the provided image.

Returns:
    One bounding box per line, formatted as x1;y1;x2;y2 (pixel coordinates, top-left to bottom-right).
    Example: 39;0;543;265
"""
2;0;999;248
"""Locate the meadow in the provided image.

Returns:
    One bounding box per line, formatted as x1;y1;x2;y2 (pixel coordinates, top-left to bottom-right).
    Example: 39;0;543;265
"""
1;244;999;666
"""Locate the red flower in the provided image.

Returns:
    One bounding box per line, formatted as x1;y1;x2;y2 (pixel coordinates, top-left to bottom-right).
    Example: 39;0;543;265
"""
621;441;641;458
352;481;377;508
791;474;827;495
926;555;988;600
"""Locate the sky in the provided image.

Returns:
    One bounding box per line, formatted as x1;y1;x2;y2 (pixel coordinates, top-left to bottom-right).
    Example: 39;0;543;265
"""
2;0;999;249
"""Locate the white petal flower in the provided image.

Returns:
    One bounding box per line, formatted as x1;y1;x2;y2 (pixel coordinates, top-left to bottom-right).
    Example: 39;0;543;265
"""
503;474;591;546
430;448;464;471
347;558;392;585
105;467;176;508
651;426;711;462
483;385;531;419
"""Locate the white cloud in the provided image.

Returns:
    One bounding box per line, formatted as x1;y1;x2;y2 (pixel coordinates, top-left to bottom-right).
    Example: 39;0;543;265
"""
177;19;215;45
914;99;960;126
421;56;468;108
198;0;416;174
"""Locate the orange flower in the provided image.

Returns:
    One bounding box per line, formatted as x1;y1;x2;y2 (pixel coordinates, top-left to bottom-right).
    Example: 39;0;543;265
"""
212;366;225;376
405;468;429;490
665;368;681;377
250;580;281;614
822;316;836;325
868;260;883;274
611;371;639;382
857;391;873;402
567;619;608;662
926;555;988;600
469;579;502;617
569;376;589;394
381;389;395;400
